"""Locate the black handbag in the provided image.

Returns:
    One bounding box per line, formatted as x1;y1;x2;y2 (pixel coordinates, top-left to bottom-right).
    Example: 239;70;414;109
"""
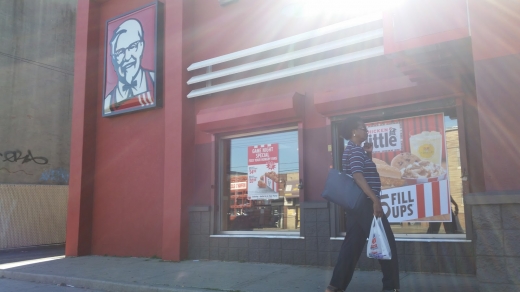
321;168;365;211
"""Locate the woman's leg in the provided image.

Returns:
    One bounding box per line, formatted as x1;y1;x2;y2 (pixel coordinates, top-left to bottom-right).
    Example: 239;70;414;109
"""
329;218;367;291
329;199;373;291
427;222;441;234
443;211;458;234
378;215;400;290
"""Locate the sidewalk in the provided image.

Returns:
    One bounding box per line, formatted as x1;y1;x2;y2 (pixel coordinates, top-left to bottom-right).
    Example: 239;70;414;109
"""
0;255;478;292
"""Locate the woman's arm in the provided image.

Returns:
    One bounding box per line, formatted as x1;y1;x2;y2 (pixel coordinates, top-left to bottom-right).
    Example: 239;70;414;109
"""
345;142;384;217
451;196;459;216
354;142;383;217
352;173;384;217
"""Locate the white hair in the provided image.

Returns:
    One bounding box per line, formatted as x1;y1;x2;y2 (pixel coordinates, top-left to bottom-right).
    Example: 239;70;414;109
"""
110;19;144;55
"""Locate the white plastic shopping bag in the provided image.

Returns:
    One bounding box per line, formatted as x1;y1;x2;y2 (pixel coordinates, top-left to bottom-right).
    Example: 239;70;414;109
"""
367;216;392;260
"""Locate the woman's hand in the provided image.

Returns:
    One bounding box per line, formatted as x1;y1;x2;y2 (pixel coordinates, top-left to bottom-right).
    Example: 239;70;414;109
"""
363;142;373;153
372;199;384;218
363;142;373;159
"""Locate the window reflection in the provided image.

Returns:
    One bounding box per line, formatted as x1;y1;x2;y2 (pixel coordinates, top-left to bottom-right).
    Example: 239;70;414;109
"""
338;114;465;235
389;115;465;235
223;131;300;232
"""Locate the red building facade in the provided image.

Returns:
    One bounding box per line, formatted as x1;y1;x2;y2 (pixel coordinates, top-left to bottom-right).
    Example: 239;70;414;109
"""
68;0;520;290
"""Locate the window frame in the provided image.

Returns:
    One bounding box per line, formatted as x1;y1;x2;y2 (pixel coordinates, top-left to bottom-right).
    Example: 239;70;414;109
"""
215;123;304;237
330;98;471;241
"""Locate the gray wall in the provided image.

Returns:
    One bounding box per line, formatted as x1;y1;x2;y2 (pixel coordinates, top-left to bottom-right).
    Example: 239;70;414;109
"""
466;193;520;292
188;206;476;275
0;0;76;184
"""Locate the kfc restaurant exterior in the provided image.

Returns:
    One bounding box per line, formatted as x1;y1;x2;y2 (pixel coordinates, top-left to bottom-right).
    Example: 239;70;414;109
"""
69;0;520;289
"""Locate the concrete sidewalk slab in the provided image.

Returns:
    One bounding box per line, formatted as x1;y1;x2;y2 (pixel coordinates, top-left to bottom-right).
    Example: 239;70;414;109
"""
0;278;102;292
0;256;479;292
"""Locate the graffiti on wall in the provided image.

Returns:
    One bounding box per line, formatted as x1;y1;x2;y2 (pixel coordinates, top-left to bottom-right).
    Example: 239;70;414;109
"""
0;150;69;184
0;150;48;165
39;168;69;184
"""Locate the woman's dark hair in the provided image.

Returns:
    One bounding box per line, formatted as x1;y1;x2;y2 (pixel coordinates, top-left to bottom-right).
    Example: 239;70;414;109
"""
339;116;363;139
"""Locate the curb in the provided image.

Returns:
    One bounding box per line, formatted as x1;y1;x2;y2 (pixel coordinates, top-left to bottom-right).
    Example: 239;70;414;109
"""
0;270;207;292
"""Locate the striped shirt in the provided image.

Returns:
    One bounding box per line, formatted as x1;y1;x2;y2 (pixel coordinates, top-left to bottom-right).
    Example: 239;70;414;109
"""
342;140;381;196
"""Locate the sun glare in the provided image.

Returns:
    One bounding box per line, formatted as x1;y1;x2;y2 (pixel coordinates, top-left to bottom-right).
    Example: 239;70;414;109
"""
0;256;65;270
284;0;406;18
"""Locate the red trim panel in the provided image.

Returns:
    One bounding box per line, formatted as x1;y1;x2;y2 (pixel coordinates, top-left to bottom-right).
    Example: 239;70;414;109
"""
196;92;304;133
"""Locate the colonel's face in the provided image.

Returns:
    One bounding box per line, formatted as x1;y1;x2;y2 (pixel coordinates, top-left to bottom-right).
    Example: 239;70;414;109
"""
111;20;144;85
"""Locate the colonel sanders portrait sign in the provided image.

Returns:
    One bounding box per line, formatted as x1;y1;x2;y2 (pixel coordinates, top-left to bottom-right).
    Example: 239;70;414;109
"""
102;2;162;117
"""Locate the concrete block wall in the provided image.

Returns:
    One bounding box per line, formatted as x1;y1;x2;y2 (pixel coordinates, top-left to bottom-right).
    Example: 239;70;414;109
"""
0;0;76;184
469;201;520;292
189;205;475;275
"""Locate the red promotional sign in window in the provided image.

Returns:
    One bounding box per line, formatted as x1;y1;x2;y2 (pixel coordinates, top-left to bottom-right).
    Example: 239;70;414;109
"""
365;113;451;222
247;144;279;200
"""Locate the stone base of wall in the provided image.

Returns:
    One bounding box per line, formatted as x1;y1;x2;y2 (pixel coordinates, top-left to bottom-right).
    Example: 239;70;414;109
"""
467;191;520;292
188;204;475;275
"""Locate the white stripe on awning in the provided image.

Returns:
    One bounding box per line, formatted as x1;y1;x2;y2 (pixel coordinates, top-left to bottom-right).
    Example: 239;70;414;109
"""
187;46;384;98
187;29;383;85
187;12;382;71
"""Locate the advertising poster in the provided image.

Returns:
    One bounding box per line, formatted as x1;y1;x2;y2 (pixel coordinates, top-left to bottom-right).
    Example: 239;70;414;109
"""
365;113;451;222
247;144;279;200
102;3;160;117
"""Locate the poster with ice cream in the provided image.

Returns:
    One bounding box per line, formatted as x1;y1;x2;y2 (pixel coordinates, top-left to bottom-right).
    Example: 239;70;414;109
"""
365;113;450;222
247;144;279;200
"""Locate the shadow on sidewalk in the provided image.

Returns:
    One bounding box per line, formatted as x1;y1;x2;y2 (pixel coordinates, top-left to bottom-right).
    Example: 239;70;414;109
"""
0;244;65;265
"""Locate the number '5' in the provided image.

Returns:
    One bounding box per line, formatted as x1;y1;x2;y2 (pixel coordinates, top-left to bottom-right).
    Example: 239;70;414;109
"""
380;194;391;218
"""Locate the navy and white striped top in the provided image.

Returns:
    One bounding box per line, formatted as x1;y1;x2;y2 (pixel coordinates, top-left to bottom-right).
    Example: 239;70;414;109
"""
342;140;381;196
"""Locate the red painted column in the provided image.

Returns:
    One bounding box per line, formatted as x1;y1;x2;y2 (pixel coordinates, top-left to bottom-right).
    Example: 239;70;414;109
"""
162;0;194;261
468;0;520;191
66;0;100;256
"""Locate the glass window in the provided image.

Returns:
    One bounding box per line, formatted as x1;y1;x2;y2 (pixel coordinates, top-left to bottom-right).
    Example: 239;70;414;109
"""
220;130;300;233
335;112;466;237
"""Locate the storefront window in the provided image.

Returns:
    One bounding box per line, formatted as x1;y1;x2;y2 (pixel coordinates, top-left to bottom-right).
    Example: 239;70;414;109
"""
336;112;466;237
220;130;300;233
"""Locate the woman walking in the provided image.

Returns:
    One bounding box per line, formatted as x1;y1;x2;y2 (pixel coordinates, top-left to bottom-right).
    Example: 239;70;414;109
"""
326;116;400;292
